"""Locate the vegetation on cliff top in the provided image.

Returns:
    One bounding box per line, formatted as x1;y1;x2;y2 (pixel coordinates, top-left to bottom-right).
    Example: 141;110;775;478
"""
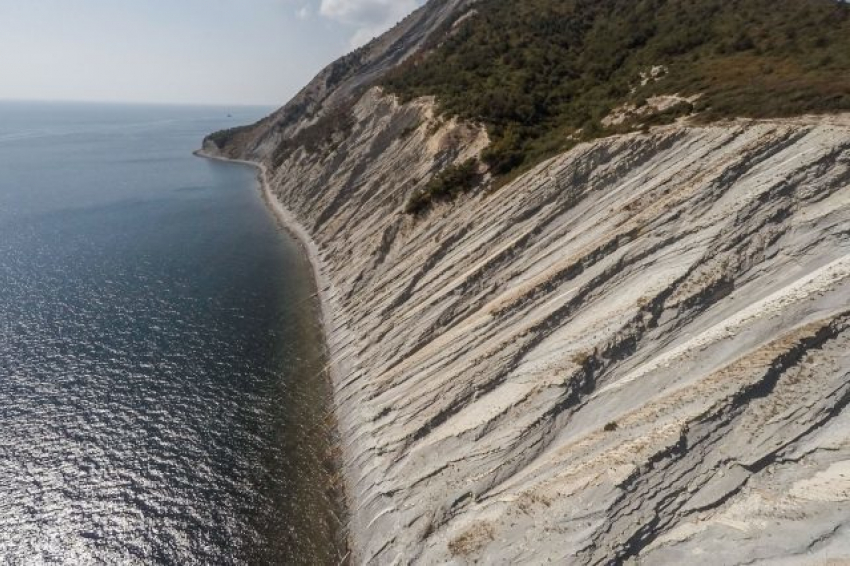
385;0;850;179
206;124;254;151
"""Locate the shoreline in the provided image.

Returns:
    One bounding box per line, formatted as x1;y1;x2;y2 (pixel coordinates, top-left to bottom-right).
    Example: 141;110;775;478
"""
194;149;352;563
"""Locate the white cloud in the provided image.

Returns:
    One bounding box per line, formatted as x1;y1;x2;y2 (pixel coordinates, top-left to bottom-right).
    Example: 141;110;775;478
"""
296;5;311;20
318;0;421;47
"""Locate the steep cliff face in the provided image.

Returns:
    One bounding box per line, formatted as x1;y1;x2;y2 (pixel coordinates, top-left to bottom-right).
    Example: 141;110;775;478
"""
203;0;477;162
204;4;850;565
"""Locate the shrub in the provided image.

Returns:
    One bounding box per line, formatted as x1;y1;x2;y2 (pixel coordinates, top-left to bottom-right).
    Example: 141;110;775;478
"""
641;101;695;126
571;351;592;366
404;159;481;215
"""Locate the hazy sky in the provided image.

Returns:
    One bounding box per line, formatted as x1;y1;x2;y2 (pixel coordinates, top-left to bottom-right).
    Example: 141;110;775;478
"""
0;0;423;106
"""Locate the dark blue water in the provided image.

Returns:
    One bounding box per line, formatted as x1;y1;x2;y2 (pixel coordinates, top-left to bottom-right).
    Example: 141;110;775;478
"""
0;102;341;564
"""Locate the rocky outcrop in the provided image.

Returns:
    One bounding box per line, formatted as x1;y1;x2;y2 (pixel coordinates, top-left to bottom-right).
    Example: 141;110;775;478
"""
203;6;850;561
208;85;850;562
203;0;477;162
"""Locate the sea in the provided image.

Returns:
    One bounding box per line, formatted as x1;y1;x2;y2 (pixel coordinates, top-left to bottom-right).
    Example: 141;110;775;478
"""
0;101;341;564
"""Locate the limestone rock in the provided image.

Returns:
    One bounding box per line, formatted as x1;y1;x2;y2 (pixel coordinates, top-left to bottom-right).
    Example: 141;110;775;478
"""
202;4;850;560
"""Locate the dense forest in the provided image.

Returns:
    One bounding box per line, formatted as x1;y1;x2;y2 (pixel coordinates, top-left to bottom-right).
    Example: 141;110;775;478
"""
385;0;850;183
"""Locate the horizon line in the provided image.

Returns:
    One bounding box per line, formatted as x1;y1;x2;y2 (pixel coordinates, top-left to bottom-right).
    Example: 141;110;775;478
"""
0;97;279;109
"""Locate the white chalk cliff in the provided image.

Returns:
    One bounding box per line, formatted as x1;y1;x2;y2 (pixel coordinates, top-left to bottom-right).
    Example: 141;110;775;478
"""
203;2;850;563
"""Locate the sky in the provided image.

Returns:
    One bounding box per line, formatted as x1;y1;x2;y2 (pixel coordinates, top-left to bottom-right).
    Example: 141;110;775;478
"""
0;0;424;106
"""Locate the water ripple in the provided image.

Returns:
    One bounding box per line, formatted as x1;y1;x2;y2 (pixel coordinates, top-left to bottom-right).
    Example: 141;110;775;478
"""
0;103;340;564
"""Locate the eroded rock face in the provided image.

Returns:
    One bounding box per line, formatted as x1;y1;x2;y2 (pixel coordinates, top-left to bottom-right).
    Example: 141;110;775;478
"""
206;0;477;162
210;78;850;562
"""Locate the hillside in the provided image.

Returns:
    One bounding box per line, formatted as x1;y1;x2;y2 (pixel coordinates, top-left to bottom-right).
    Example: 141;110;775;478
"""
383;0;850;201
205;0;476;163
202;0;850;563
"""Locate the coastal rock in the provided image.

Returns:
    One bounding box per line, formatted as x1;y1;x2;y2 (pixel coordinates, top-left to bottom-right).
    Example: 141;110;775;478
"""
213;90;850;562
202;3;850;561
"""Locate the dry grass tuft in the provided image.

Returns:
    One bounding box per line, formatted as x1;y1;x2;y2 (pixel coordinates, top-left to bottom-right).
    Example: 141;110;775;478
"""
448;522;496;557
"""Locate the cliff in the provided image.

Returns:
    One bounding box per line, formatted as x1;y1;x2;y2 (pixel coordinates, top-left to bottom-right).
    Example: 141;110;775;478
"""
203;0;476;162
203;1;850;563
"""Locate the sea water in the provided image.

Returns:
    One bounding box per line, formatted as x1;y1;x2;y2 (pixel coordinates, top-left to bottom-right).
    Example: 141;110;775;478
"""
0;101;341;563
